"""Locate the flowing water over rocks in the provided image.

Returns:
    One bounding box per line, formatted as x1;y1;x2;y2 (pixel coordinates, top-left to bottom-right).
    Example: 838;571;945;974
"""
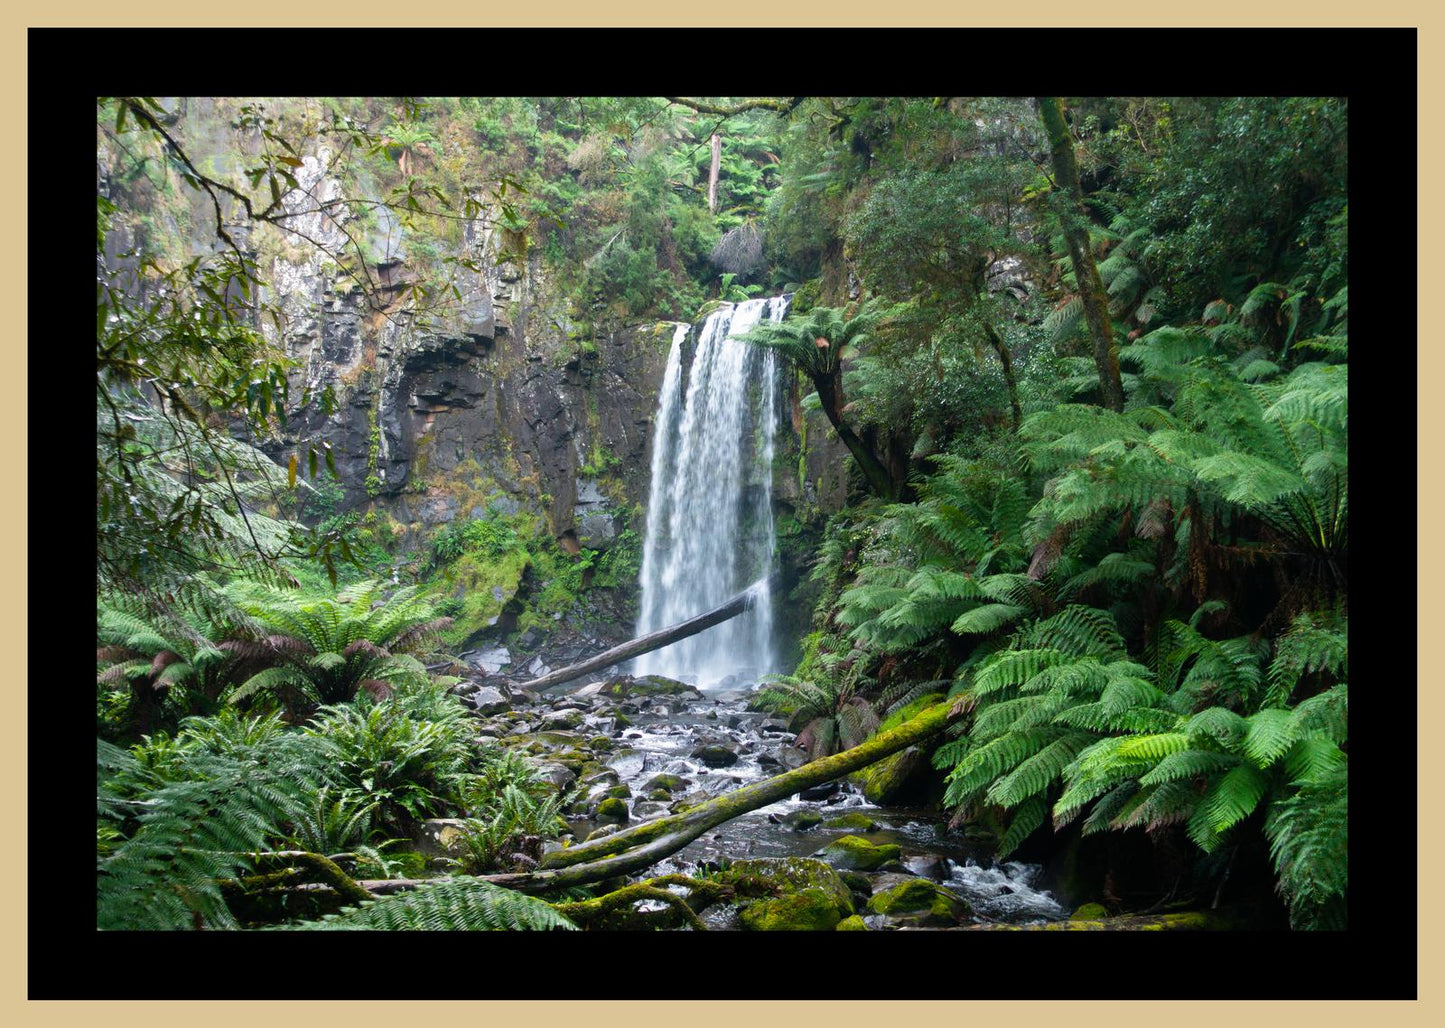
462;675;1067;929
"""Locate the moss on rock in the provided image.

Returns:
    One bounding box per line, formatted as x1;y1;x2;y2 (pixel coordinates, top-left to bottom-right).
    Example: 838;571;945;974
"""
835;914;869;931
865;877;972;925
722;856;854;929
815;834;901;871
595;797;630;823
823;812;880;832
739;889;843;931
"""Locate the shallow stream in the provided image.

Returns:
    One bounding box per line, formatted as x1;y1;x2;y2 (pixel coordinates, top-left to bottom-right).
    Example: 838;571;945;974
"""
541;680;1068;928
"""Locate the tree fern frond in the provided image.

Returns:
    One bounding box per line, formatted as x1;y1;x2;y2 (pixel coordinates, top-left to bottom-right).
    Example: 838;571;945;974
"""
1241;708;1300;767
996;796;1048;858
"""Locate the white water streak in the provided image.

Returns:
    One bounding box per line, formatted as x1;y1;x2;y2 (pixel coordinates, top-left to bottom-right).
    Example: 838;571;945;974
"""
634;297;788;688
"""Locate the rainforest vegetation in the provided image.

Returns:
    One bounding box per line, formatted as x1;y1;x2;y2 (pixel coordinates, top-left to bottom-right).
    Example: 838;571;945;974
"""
94;95;1348;939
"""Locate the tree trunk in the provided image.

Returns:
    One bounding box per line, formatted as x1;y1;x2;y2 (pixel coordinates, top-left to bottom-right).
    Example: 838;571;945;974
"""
293;698;966;900
1037;97;1125;414
983;321;1023;430
496;696;965;892
812;370;901;500
507;572;780;693
707;132;722;213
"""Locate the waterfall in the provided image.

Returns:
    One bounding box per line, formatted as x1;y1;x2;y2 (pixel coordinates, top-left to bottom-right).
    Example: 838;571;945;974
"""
633;296;788;688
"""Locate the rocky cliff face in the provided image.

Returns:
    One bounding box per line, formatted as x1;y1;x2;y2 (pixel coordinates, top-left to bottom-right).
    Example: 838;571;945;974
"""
259;182;849;560
251;147;688;554
100;108;853;663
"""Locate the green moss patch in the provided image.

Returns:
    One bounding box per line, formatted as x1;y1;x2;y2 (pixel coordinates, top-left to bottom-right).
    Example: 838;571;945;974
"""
815;835;901;871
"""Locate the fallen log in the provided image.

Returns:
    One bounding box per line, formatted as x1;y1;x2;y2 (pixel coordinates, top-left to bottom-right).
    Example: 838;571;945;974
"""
481;695;968;893
289;696;966;901
509;571;781;693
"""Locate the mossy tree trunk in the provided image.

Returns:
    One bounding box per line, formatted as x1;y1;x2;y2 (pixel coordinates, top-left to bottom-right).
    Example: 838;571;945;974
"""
477;697;966;893
1037;96;1126;414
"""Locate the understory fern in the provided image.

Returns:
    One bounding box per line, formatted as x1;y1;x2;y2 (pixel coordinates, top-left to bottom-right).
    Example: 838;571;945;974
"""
285;878;578;931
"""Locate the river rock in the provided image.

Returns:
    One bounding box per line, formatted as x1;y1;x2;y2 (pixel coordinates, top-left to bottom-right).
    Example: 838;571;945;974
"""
532;762;577;790
466;647;513;675
824;812;880;832
866;877;974;926
739;889;845;931
540;708;585;730
904;855;953;881
725;857;854;932
815;835;901;871
595;797;629;823
797;781;840;802
468;685;511;715
690;743;740;768
781;809;824;831
640;773;689;795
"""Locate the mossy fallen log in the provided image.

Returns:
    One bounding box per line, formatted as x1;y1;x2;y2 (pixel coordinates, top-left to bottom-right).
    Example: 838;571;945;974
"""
284;698;964;904
465;697;966;894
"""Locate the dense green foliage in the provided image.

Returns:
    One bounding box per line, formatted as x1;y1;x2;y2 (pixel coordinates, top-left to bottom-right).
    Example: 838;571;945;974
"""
755;96;1348;929
95;95;1348;932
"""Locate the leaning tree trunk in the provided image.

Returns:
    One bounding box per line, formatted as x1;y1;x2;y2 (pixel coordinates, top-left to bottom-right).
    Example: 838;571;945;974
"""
1037;96;1125;414
812;370;901;500
983;321;1023;430
507;572;779;693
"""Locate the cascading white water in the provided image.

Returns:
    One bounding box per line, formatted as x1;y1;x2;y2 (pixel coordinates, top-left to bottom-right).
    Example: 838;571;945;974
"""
633;296;788;689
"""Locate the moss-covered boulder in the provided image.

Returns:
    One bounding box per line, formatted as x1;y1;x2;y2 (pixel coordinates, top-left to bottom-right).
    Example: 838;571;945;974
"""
815;834;901;871
740;890;844;931
781;809;823;831
600;675;701;699
595;797;629;823
835;915;869;931
640;773;689;795
724;857;854;932
823;812;880;832
1071;902;1108;921
866;877;973;926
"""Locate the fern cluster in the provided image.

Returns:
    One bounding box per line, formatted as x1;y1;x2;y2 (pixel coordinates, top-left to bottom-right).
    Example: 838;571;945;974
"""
789;277;1347;927
282;878;577;931
223;579;451;713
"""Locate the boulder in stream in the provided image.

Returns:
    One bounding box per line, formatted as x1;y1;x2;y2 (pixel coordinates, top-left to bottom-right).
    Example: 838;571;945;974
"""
866;877;973;927
815;834;902;871
723;857;855;932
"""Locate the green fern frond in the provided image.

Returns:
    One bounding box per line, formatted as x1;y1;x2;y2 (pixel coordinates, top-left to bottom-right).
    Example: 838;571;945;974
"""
996;796;1048;858
291;879;578;930
986;733;1092;807
972;648;1069;696
950;603;1028;636
1137;749;1241;787
1282;735;1346;785
1289;685;1348;745
1115;779;1201;832
1264;767;1347;930
1191;763;1270;845
1241;708;1300;767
